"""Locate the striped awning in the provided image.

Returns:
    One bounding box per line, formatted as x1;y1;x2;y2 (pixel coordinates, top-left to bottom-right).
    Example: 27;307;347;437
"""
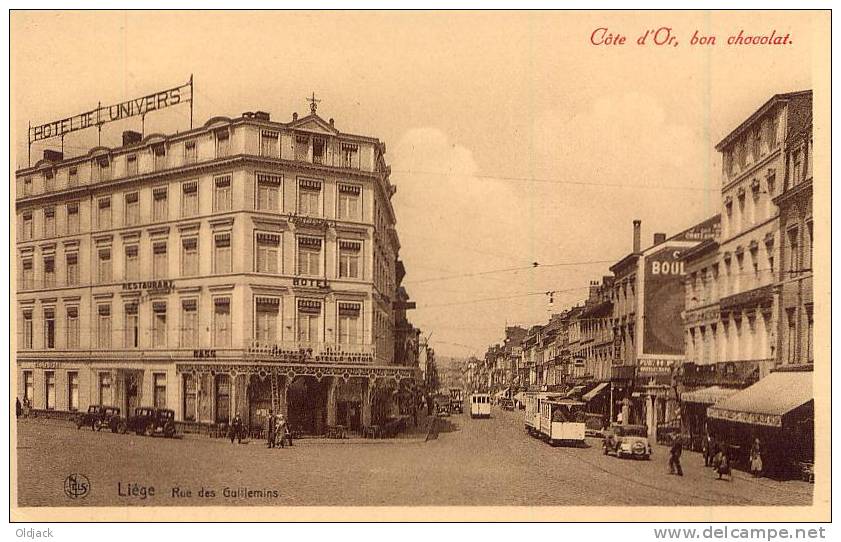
681;386;738;405
707;371;813;428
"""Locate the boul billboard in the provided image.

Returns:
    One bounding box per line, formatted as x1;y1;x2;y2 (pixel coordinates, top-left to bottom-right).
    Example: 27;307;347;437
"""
642;245;685;355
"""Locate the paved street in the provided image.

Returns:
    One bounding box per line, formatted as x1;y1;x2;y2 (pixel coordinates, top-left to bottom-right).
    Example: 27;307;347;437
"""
16;408;812;507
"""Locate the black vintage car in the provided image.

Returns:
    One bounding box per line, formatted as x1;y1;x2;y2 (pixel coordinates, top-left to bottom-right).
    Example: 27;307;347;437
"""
75;405;122;432
120;407;177;437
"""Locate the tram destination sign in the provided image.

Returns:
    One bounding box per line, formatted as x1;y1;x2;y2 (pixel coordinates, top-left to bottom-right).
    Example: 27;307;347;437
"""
29;78;193;143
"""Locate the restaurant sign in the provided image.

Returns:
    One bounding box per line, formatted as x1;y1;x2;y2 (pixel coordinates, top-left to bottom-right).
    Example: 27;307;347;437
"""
707;407;782;427
122;279;175;294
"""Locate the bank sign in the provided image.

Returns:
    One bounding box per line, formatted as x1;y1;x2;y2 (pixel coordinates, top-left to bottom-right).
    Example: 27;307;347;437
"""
642;246;685;356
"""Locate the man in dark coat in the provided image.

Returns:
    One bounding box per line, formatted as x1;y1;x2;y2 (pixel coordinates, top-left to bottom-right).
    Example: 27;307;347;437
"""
266;409;277;448
669;435;684;476
230;413;244;444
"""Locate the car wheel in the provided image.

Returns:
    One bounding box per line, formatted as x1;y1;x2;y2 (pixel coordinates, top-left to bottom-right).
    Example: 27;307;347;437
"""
75;420;83;430
144;423;155;437
163;423;175;438
93;420;103;432
603;444;608;455
117;421;128;434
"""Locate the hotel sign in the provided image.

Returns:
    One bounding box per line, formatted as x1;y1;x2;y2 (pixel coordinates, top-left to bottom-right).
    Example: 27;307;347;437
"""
29;79;193;143
292;277;329;290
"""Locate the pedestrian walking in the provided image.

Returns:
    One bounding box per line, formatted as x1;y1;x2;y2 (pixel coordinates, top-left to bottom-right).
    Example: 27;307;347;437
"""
277;414;292;447
668;435;683;476
750;437;763;478
714;449;731;481
702;434;714;467
266;409;277;449
230;413;244;444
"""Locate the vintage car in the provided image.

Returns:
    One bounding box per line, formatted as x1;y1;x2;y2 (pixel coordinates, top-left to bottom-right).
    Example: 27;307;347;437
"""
120;407;177;437
75;405;122;432
602;423;652;459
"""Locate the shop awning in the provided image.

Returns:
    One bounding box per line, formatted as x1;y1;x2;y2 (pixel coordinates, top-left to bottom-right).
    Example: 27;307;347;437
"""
582;382;610;402
513;392;526;403
494;388;509;398
564;385;585;398
681;386;738;405
707;371;813;428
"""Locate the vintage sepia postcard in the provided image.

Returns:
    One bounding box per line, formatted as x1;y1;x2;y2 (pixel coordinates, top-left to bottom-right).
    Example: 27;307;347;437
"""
8;9;831;523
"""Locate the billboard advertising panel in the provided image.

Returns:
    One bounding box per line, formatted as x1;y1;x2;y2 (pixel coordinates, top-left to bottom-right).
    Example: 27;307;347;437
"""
642;245;686;355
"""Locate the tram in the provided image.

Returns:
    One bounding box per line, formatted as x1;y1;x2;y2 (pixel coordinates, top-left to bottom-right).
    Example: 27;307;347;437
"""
538;399;586;446
470;393;491;418
523;392;562;435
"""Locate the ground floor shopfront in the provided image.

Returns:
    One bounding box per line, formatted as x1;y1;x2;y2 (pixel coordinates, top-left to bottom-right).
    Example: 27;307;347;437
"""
17;357;418;436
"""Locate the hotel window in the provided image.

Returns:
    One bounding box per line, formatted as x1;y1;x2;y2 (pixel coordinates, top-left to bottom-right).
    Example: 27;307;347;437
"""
256;173;281;211
255;233;280;273
152;302;167;347
181;237;199;277
126;154;138;176
21;258;33;290
44;207;56;237
255;298;279;344
180;299;198;347
124;245;139;281
806;305;814;363
97;304;112;348
312;137;325;164
23;176;32;196
67;202;79;234
215;374;230;423
181;180;198;217
338;302;362;345
153;373;167;409
213;232;232;274
44;371;56;410
183;374;197;421
125;192;140;225
260;130;279;157
96;156;111;181
297;299;321;343
786;308;797;364
298;179;322;216
66;252;79;286
295;135;309;161
67;372;79;411
184;140;197;165
68;167;78;187
153;143;166;171
213;298;231;347
23;371;34;403
124;304;139;348
214;174;232;212
43;255;55;288
806;220;813;270
44;169;55;192
66;306;79;349
21;212;33;240
153;241;168;279
153;186;168;221
788;228;799;272
341;143;358;169
338;240;362;279
337;184;361;220
297;237;322;276
22;310;33;349
97;197;111;230
97;247;112;283
99;372;112;405
215;130;230;158
752;129;761;161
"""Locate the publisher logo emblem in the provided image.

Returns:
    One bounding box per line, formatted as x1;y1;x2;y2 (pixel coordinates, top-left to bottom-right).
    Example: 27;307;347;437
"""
64;474;90;499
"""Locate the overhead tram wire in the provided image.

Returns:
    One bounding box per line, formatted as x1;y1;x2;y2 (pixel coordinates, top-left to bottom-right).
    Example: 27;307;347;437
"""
403;258;615;285
391;169;720;193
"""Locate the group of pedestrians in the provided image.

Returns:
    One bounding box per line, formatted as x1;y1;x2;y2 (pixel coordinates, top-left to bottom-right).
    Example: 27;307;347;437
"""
669;434;763;481
225;410;293;448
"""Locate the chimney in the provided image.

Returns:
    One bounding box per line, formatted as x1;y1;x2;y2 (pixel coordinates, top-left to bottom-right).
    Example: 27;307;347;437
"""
292;112;298;121
122;130;143;146
43;149;63;162
633;220;641;252
653;232;667;245
329;118;335;127
254;111;270;121
588;280;600;301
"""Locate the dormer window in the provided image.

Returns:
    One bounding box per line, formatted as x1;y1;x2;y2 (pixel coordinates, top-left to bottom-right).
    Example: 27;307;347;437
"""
260;131;279;158
126;154;138;176
184;140;197;164
68;167;78;187
44;169;55;192
342;143;358;169
295;135;309;162
312;137;325;164
94;156;110;181
215;130;230;158
152;143;166;171
22;176;32;196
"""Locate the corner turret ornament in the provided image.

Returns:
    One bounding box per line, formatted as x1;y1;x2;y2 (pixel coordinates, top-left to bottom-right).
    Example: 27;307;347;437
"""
307;92;321;115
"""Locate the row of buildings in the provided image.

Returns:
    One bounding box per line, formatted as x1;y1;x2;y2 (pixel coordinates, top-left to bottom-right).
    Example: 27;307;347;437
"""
468;91;814;477
15;100;425;436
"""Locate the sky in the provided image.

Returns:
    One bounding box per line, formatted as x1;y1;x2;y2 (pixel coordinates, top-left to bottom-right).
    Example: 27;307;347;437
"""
11;11;821;358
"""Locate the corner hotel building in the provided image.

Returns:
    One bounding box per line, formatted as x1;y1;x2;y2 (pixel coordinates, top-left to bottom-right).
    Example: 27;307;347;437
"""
15;106;418;435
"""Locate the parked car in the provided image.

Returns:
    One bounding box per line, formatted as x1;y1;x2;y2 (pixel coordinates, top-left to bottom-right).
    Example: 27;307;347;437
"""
120;407;177;437
75;405;121;432
602;423;652;459
499;398;515;411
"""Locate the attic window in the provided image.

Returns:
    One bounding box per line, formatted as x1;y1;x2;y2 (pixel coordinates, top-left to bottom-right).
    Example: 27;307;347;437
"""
312;138;325;164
